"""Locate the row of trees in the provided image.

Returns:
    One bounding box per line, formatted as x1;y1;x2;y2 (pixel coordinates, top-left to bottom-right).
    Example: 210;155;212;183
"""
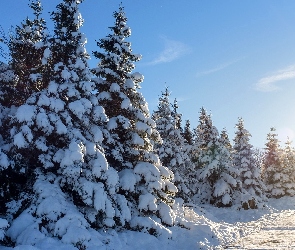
153;88;295;210
0;0;293;248
153;89;266;209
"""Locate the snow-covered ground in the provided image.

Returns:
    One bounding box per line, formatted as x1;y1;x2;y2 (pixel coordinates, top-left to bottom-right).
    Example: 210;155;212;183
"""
1;197;295;250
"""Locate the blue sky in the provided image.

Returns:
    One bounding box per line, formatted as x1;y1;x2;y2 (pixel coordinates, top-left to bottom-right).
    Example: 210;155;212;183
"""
1;0;295;148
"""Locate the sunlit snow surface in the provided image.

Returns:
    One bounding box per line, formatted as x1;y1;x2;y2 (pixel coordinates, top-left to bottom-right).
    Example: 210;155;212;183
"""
2;197;295;249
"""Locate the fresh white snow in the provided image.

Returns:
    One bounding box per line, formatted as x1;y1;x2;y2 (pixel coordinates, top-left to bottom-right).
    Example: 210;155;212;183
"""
1;3;295;250
2;196;295;249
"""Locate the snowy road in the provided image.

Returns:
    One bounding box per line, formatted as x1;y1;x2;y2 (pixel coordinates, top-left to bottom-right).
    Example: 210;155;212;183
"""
225;209;295;249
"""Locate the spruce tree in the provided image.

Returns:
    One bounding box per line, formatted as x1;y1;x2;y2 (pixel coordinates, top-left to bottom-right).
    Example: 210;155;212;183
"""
92;6;176;233
193;108;239;207
7;1;129;247
188;107;209;193
170;98;193;201
153;88;192;202
262;127;284;197
5;0;49;106
182;119;196;189
281;138;295;196
217;128;242;206
0;0;49;216
233;118;266;209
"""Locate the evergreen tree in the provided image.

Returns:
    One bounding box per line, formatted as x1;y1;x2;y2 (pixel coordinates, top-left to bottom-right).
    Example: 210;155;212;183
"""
92;7;176;233
182;119;196;187
193;108;239;207
0;0;49;216
281;138;295;196
171;98;194;200
262;127;284;197
195;107;212;148
233;118;266;209
7;1;129;247
188;107;209;193
4;0;49;106
153;88;192;202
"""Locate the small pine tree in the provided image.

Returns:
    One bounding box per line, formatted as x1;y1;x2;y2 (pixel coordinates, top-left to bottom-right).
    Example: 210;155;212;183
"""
281;138;295;196
217;128;242;206
188;107;209;193
193;109;239;207
262;127;284;197
153;88;192;202
233;118;266;209
5;0;49;106
170;98;194;201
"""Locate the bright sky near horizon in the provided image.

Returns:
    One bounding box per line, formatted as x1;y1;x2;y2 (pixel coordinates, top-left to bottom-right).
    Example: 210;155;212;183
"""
0;0;295;148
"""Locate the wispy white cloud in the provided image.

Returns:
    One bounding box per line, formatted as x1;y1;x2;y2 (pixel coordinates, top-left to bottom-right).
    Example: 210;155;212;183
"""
175;96;192;102
256;65;295;92
148;37;190;65
196;58;243;77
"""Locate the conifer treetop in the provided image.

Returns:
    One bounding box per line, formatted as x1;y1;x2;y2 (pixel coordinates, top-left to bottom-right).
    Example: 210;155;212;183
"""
93;6;142;85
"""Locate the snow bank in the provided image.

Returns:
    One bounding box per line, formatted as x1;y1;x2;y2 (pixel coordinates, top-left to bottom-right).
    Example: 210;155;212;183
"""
3;197;295;249
0;219;9;241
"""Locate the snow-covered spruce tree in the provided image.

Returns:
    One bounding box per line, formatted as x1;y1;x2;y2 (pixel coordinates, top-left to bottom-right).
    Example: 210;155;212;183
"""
4;0;50;107
182;119;196;183
171;98;194;201
217;128;243;206
262;127;285;198
280;138;295;196
0;1;52;208
0;0;48;104
153;88;191;202
233;118;267;209
0;0;48;201
0;0;48;199
193;108;239;207
7;1;131;248
92;7;176;234
188;107;212;194
0;1;50;214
